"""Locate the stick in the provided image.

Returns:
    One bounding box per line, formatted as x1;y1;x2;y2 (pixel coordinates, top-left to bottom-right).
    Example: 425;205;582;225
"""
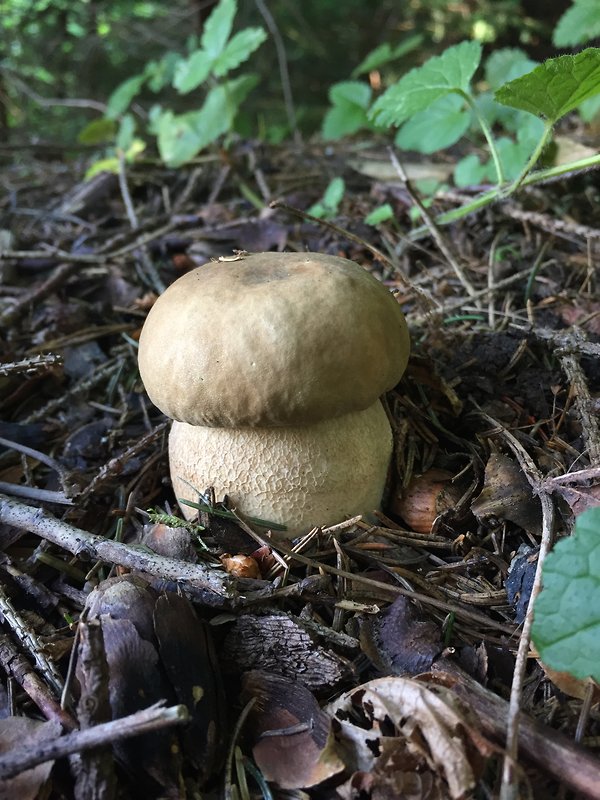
0;702;188;780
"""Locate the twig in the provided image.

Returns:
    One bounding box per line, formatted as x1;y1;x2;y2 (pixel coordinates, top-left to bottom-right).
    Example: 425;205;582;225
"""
0;483;73;505
254;0;301;145
0;354;63;376
0;701;189;780
387;147;478;300
0;584;64;694
0;436;71;488
558;347;600;465
431;666;600;800
78;421;169;502
476;410;555;800
0;494;233;602
0;261;80;328
117;152;166;294
0;632;76;730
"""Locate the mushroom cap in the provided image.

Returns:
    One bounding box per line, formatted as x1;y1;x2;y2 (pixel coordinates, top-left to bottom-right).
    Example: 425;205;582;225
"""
138;251;409;427
168;400;393;536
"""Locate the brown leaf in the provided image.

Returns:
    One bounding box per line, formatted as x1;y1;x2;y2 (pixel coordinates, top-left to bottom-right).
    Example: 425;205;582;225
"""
328;677;491;800
471;452;541;534
242;671;344;789
0;718;61;800
360;596;442;676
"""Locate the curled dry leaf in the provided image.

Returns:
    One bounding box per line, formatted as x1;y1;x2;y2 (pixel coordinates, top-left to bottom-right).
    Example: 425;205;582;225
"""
242;670;344;790
392;468;462;534
220;552;261;579
327;677;492;800
471;452;541;534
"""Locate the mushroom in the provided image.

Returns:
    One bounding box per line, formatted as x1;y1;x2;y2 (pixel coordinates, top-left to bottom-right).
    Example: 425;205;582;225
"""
138;252;410;536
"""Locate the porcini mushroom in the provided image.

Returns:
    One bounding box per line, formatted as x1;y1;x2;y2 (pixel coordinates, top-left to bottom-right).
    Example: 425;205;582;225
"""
138;251;410;536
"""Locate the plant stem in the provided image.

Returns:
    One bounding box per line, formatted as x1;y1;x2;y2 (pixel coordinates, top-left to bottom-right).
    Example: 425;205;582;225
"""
410;152;600;235
507;119;554;194
462;90;505;185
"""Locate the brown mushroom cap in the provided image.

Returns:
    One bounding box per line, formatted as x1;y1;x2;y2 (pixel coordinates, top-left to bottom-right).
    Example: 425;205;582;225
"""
138;251;409;427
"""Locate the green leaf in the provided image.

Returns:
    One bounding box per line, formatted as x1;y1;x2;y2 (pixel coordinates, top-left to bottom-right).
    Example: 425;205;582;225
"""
553;0;600;47
454;153;489;187
395;94;471;154
365;204;394;225
322;81;372;140
173;50;214;94
85;157;120;180
201;0;236;59
532;508;600;682
116;113;136;151
106;74;146;119
369;40;482;128
157;110;205;167
495;48;600;123
145;52;182;92
580;93;600;121
213;27;267;77
158;75;258;166
351;35;423;77
78;117;116;145
308;177;345;218
484;48;538;90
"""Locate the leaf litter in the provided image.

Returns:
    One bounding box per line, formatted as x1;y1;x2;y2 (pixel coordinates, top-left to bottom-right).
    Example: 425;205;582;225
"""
0;139;599;798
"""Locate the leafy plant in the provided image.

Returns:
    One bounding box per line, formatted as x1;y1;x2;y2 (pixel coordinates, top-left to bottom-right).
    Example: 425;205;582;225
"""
553;0;600;47
307;177;346;219
532;508;600;683
80;0;266;169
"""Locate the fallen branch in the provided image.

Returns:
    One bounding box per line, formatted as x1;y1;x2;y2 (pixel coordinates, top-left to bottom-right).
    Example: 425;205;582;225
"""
0;494;233;604
0;701;188;780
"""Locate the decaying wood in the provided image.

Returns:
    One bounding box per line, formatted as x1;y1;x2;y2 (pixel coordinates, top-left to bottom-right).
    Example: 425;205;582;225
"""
430;665;600;800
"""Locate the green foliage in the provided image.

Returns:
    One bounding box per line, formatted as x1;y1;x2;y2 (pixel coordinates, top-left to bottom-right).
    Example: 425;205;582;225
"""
307;177;345;218
532;508;600;682
364;204;394;225
81;0;266;169
351;35;423;77
495;48;600;123
395;94;471;154
322;81;372;140
369;41;482;128
553;0;600;47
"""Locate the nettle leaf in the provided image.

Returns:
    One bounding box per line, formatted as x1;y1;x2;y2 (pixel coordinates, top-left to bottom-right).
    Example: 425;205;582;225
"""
495;48;600;123
580;93;600;121
106;74;146;119
395;94;471;154
532;508;600;682
201;0;236;59
369;40;482;128
351;35;423;77
212;27;267;77
322;81;372;140
174;50;214;94
454;153;489;187
116;113;136;151
553;0;600;47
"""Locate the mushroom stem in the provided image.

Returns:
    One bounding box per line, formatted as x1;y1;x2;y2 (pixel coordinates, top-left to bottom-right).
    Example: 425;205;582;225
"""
169;400;393;537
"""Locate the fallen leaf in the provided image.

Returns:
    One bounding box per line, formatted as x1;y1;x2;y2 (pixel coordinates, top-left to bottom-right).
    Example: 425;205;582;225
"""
242;671;344;789
0;717;61;800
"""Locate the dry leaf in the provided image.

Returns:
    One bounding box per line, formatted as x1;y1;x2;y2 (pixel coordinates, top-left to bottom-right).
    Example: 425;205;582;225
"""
327;677;490;800
0;718;61;800
242;671;344;789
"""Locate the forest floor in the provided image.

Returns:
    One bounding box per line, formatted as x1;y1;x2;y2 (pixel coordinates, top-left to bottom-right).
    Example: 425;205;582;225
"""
0;139;599;799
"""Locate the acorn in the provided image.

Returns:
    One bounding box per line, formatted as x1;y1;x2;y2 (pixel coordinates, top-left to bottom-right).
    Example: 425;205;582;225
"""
392;468;462;534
